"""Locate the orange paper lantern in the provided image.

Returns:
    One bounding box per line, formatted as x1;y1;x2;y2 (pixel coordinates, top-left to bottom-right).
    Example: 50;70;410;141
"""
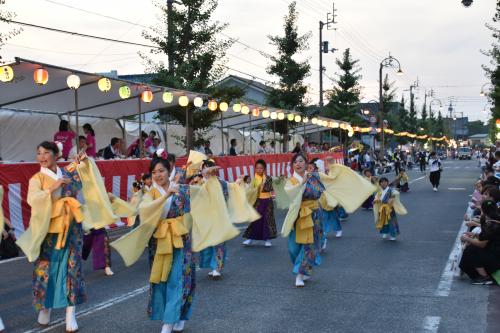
34;68;49;85
141;90;153;103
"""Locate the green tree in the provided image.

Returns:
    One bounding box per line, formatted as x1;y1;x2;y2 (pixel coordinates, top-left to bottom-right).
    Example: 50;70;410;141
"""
408;91;418;133
436;110;445;136
266;1;311;151
142;0;243;151
420;103;428;131
0;0;22;63
324;48;364;131
482;0;500;143
467;120;488;136
428;105;437;136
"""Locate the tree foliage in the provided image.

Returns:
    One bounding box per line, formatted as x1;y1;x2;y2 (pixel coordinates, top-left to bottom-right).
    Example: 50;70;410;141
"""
482;0;500;143
324;48;363;126
142;0;243;150
0;0;22;63
408;91;418;133
266;1;311;150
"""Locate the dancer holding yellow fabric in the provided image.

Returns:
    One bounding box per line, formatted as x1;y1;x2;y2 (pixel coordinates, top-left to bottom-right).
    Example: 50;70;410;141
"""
373;177;408;241
111;152;254;333
280;153;376;287
15;141;119;333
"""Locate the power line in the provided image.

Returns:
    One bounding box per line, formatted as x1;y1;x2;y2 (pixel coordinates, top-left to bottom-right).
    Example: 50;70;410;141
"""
3;19;160;49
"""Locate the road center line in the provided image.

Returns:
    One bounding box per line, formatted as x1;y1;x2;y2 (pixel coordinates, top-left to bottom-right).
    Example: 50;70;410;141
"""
448;188;466;191
422;316;441;332
0;255;26;265
22;286;148;333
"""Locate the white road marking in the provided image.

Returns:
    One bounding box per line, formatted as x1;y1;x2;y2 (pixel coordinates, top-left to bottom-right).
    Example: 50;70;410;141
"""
0;255;26;265
409;176;425;184
422;316;441;332
22;286;148;333
435;217;468;297
448;188;466;191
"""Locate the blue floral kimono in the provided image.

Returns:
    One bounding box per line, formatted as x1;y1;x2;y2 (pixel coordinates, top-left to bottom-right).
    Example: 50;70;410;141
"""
320;206;342;247
199;179;229;273
288;173;325;276
32;168;86;312
148;184;195;324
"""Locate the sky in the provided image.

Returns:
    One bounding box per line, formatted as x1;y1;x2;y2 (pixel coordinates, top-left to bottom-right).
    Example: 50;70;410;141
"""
0;0;497;123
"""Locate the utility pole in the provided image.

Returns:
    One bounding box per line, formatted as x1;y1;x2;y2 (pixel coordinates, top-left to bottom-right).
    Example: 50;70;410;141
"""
319;2;337;107
167;0;175;74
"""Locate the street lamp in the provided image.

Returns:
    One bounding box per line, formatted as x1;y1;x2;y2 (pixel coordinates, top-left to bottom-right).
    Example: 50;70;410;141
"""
379;55;403;158
480;83;493;97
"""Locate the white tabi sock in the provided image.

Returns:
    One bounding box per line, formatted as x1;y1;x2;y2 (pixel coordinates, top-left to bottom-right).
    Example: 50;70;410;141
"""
65;306;78;332
37;308;51;325
161;324;173;333
173;320;185;331
0;316;5;331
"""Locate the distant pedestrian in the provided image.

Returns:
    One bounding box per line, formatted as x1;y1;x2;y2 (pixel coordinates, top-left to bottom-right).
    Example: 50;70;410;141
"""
229;139;238;156
53;119;75;160
292;142;301;154
419;151;427;173
429;152;442;192
83;123;96;158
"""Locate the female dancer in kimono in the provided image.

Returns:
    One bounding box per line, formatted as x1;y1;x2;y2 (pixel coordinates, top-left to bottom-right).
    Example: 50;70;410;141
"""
111;153;252;333
16;141;118;332
280;153;375;287
373;177;407;241
242;159;277;247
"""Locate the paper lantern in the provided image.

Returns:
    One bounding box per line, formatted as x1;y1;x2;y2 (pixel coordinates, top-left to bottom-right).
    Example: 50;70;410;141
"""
163;91;174;103
303;117;309;123
332;122;339;128
311;118;318;125
66;74;80;89
496;119;500;129
340;123;346;130
294;115;301;123
278;112;285;120
233;103;242;112
98;78;111;92
141;90;153;103
262;109;270;118
179;95;189;107
252;108;260;117
34;68;49;85
287;114;294;121
219;102;229;112
270;111;277;120
0;65;14;82
208;100;218;111
119;85;131;99
322;120;328;127
193;97;204;107
348;131;354;137
241;105;250;114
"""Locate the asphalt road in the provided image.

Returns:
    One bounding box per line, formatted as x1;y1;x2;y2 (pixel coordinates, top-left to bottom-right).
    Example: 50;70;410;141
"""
1;159;498;333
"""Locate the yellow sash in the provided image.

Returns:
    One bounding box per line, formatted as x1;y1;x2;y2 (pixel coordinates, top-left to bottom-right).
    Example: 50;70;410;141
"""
48;197;84;249
295;200;319;244
376;203;392;230
150;216;189;283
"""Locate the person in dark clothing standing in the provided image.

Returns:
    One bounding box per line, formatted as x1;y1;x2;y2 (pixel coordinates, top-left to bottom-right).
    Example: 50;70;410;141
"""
419;151;427;173
229;138;238;156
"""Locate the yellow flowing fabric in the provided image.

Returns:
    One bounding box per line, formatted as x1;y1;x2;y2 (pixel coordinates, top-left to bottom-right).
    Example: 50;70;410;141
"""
16;173;56;262
190;177;240;251
150;216;189;283
281;165;376;238
17;158;118;262
185;150;207;178
227;181;260;224
77;159;119;229
111;177;240;267
295;200;319;244
375;204;392;230
272;177;290;210
0;185;4;244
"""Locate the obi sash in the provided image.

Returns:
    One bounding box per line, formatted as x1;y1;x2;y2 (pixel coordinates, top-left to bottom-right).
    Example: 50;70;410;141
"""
295;200;319;244
48;197;84;249
375;203;392;230
150;216;189;283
